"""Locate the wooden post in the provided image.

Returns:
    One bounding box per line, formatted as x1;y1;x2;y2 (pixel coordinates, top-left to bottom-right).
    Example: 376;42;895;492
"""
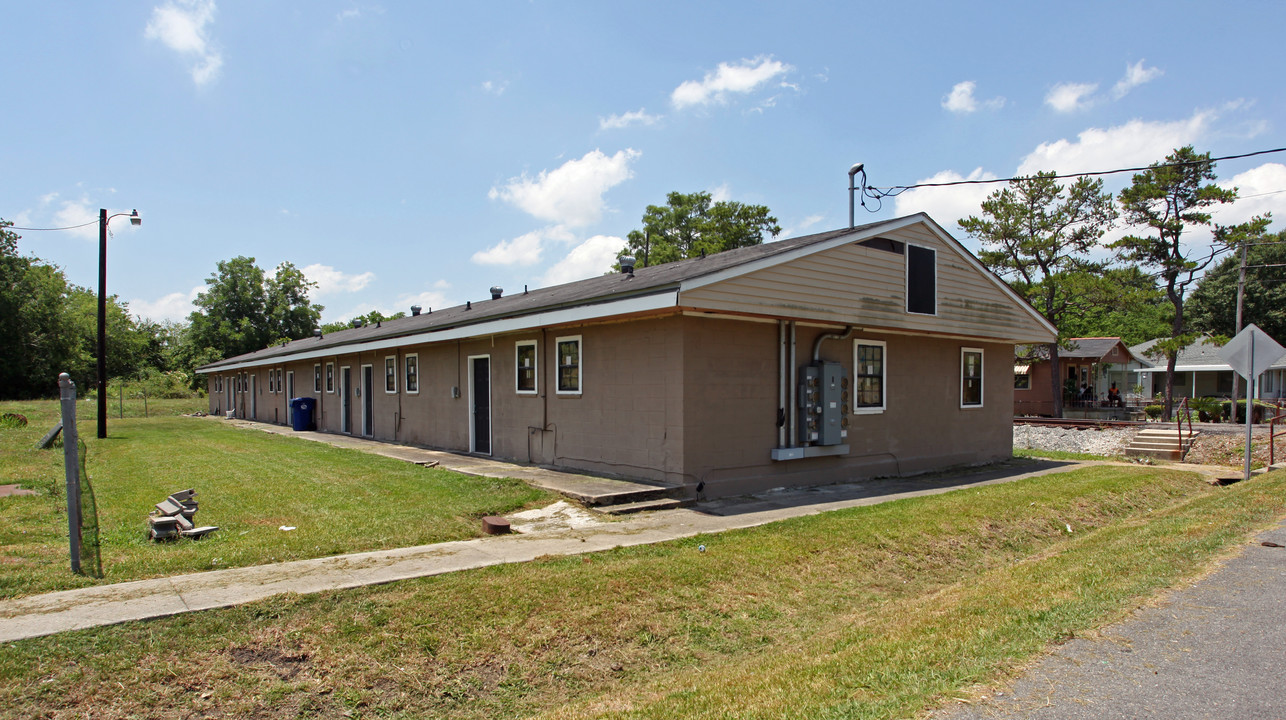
58;373;82;574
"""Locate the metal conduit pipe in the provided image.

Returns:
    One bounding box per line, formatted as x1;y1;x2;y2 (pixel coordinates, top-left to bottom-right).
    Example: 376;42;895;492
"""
778;320;787;448
781;321;792;444
812;325;856;362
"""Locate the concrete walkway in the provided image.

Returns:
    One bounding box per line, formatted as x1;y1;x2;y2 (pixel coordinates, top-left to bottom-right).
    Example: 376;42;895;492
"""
0;454;1084;643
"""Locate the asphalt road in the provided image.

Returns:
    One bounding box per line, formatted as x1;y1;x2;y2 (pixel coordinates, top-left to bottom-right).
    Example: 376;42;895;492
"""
931;516;1286;720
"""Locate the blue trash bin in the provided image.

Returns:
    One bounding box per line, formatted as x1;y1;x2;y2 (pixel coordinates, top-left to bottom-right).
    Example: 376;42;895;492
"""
290;397;316;431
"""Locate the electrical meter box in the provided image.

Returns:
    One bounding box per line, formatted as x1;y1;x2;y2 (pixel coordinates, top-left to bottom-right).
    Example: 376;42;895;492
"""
798;361;850;446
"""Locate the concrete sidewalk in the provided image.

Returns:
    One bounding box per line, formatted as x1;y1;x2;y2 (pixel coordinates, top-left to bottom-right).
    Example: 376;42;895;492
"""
0;458;1082;643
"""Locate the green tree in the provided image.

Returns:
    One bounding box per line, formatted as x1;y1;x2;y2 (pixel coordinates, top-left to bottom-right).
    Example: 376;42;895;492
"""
617;191;781;268
959;172;1117;416
1189;227;1285;340
1112;146;1266;420
1057;266;1171;346
319;309;407;335
186;256;323;362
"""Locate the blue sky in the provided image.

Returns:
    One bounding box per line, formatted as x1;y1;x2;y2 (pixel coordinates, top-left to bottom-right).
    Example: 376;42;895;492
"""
4;1;1285;326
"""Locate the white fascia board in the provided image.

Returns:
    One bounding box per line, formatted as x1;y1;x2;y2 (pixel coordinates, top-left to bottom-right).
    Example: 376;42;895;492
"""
205;290;678;373
1134;364;1232;373
678;216;921;293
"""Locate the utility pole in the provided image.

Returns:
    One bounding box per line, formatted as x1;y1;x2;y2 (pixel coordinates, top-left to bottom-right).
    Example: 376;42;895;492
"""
1232;239;1248;423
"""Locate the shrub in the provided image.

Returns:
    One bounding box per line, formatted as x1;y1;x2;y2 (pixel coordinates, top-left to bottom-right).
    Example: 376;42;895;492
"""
1222;399;1281;423
1144;404;1163;420
1188;397;1223;423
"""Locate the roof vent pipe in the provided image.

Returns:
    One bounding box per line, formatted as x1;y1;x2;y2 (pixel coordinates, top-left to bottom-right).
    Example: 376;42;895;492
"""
490;286;503;300
466;301;472;310
848;163;864;229
410;305;421;316
619;255;636;275
813;325;856;362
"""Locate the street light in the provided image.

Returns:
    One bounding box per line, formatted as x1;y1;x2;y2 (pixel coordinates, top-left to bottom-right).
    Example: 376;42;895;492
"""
97;208;141;439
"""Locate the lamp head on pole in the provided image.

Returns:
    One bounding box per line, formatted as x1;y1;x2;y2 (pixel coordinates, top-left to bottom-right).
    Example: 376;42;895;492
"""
129;210;141;226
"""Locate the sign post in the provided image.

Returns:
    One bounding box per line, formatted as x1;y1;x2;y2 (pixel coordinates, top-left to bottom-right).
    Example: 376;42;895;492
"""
58;373;82;574
1219;324;1286;481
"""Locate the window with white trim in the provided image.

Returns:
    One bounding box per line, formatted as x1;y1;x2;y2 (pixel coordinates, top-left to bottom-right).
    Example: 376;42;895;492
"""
516;341;537;394
385;356;397;393
325;362;335;393
961;348;984;408
314;364;322;393
852;339;886;413
556;336;581;394
1014;365;1031;390
405;354;419;394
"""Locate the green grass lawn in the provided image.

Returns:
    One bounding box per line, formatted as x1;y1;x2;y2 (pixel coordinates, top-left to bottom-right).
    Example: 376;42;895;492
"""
2;463;1282;719
0;400;553;598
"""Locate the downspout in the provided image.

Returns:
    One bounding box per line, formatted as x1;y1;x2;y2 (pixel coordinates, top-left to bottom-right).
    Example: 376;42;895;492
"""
788;322;797;446
813;326;856;362
778;320;787;448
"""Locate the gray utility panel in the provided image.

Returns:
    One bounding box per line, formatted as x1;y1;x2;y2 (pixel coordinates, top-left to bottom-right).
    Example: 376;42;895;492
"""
799;361;849;446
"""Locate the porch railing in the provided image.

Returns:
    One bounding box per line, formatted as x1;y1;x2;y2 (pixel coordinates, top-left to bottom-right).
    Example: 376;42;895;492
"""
1271;402;1286;467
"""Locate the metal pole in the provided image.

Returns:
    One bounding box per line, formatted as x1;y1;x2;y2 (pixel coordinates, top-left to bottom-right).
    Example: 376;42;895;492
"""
1233;239;1247;418
59;373;82;574
97;208;108;439
1244;342;1255;482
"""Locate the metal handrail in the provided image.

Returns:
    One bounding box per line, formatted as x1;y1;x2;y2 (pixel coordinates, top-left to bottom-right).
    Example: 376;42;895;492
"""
1271;401;1286;467
1177;397;1194;461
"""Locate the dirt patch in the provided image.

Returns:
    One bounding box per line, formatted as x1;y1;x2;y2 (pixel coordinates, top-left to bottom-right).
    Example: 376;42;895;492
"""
1183;432;1282;468
228;645;310;680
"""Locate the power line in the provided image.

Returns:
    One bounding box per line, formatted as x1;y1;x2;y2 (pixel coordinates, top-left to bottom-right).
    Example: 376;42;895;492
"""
7;218;100;232
856;146;1286;211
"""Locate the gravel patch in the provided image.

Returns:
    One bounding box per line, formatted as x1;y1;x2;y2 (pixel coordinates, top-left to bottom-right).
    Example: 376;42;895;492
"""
1013;425;1137;457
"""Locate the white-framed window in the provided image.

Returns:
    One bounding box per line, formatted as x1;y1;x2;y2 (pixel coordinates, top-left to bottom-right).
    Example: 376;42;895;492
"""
313;363;322;393
516;340;537;394
906;244;937;315
325;362;335;393
556;335;582;394
214;376;222;393
961;347;984;408
275;368;283;393
1014;365;1031;390
385;356;397;393
852;339;886;413
405;354;419;394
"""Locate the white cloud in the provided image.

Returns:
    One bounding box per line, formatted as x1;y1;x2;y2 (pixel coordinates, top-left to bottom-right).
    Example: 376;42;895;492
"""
1017;110;1214;176
671;56;792;110
780;214;825;239
1045;82;1098;113
336;8;361;21
600;108;661;130
393;286;451;315
942;81;1005;114
129;285;203;323
302;263;375;296
51;199;99;239
1112;60;1163;99
481;80;508;96
489;148;640;227
1216;163;1286;230
708;183;732;203
539;235;627;287
892;167;999;231
471;225;574;266
145;0;223;86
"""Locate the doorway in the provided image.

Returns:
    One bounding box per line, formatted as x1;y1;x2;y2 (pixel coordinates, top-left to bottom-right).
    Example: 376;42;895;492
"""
469;355;491;455
361;364;374;437
285;370;294;425
340;366;352;434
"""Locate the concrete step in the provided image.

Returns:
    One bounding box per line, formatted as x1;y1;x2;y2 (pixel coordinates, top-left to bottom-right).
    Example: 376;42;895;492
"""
592;497;694;515
1126;448;1183;461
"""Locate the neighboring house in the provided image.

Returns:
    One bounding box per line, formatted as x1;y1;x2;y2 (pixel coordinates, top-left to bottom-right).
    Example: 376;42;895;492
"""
199;213;1056;499
1013;338;1151;417
1131;335;1286;401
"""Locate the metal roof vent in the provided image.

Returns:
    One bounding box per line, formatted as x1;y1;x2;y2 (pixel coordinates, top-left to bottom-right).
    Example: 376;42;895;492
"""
410;305;422;316
352;318;363;328
490;286;503;300
314;329;323;339
620;255;636;275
